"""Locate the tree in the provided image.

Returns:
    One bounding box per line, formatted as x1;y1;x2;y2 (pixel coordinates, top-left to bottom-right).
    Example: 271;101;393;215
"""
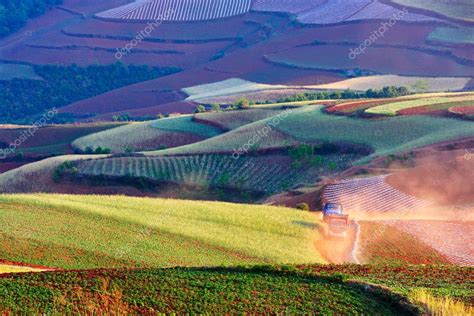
195;105;206;113
211;103;221;112
234;98;251;109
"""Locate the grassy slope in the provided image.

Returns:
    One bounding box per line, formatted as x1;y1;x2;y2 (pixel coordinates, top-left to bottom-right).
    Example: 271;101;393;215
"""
275;106;474;163
0;266;421;315
0;194;321;269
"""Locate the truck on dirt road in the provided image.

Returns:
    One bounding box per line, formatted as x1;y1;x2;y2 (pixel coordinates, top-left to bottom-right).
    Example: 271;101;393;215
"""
322;203;349;238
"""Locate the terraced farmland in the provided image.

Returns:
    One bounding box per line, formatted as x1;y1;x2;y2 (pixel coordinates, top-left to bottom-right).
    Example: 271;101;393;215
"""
75;154;338;194
97;0;252;22
322;175;433;214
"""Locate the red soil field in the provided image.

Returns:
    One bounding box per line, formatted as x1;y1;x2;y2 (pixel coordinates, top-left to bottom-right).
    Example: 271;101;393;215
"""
60;87;189;115
0;43;190;67
385;220;474;266
267;44;474;77
357;221;451;265
275;22;436;48
63;14;261;42
397;102;473;116
27;31;233;55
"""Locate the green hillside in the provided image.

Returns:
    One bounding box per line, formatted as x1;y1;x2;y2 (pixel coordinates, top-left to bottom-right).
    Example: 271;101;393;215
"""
0;194;321;269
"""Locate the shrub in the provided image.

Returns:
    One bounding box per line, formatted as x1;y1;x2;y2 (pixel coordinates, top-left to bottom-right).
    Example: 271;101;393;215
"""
195;105;206;113
296;203;310;211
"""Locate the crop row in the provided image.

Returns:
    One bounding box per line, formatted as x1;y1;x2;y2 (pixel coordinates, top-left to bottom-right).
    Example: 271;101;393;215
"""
97;0;252;22
75;154;321;194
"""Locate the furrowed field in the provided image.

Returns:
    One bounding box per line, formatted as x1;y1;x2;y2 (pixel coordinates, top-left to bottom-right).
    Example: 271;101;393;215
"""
0;194;321;269
74;153;353;195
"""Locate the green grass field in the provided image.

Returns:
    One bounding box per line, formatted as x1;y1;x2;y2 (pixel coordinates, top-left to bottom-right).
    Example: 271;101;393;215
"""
365;94;473;116
428;26;474;45
0;194;321;269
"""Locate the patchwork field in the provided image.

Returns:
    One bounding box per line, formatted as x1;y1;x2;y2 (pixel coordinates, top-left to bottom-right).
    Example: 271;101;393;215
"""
0;194;321;269
365;94;474;116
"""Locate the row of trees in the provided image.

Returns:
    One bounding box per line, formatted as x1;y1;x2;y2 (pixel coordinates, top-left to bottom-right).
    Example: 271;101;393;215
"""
195;86;413;113
0;0;62;37
0;63;180;123
275;86;411;103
